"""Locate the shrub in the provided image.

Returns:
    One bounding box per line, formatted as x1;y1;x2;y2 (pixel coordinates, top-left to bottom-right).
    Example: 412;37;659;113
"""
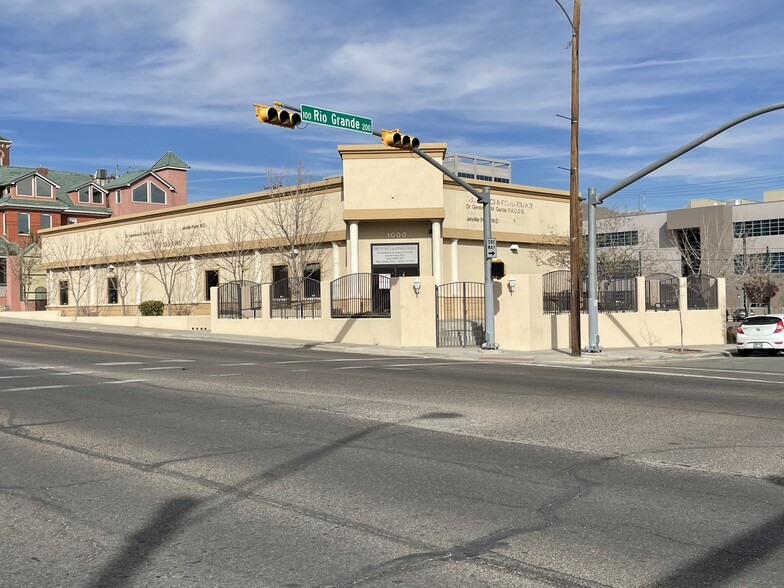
139;300;164;316
726;325;737;344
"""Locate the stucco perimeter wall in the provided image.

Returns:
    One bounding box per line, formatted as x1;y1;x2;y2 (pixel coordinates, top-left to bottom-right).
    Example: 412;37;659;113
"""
494;275;727;350
213;275;726;351
211;277;437;348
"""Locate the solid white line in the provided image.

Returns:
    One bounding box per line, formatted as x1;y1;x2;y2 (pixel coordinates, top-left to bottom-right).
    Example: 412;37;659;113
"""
384;361;476;368
3;385;70;392
217;363;256;367
138;366;184;371
535;363;784;385
96;362;144;366
0;375;31;380
640;365;784;377
276;357;411;364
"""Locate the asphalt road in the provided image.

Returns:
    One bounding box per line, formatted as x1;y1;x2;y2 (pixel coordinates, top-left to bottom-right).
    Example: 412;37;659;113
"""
0;322;782;587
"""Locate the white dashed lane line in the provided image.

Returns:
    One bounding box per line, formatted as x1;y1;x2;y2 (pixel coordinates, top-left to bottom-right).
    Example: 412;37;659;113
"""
217;363;257;367
3;385;71;392
96;362;144;366
158;359;196;363
138;366;186;371
0;375;31;380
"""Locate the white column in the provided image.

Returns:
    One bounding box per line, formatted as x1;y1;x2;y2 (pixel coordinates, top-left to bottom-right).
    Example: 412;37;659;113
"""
135;262;142;305
332;242;340;280
47;270;55;306
88;266;96;306
431;220;442;285
189;256;198;302
451;239;459;283
254;250;262;283
349;221;359;274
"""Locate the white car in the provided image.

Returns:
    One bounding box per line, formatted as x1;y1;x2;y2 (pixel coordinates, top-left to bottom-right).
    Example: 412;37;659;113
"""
736;314;784;356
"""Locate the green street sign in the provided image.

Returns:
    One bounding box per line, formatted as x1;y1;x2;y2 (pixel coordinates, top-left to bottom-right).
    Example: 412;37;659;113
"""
300;104;372;134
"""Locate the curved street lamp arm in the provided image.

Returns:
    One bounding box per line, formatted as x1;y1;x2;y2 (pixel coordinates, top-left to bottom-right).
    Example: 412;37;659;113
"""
552;0;575;32
598;101;784;203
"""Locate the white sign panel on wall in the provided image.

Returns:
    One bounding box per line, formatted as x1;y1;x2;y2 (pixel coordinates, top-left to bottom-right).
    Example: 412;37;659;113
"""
371;244;419;266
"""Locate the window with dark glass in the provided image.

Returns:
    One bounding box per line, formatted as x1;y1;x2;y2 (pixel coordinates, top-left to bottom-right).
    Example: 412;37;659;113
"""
17;176;33;196
78;186;90;203
40;214;52;230
272;265;290;299
91;188;104;204
132;184;147;203
131;182;167;204
304;263;321;298
150;184;166;204
107;277;118;304
18;212;30;235
59;281;69;305
36;179;52;198
205;270;219;300
0;258;6;286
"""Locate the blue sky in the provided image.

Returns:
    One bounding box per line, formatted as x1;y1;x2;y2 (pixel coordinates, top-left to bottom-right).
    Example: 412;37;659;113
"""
2;0;783;211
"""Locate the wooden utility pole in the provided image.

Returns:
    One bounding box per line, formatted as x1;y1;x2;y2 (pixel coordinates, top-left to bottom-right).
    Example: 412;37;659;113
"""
568;0;582;356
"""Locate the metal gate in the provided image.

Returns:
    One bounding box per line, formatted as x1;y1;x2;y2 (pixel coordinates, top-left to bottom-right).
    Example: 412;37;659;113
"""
217;280;261;319
436;282;485;347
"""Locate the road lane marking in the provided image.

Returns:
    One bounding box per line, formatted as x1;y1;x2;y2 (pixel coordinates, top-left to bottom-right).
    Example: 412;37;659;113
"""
96;362;144;366
3;385;71;392
209;373;241;377
104;379;149;384
535;364;784;385
334;361;475;370
218;363;256;367
158;359;196;363
0;337;161;358
639;365;784;377
276;357;412;364
12;366;57;370
54;371;94;375
139;366;185;371
0;375;31;380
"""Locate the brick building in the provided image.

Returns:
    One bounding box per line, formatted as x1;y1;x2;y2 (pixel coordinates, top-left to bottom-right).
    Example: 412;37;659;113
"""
0;135;189;310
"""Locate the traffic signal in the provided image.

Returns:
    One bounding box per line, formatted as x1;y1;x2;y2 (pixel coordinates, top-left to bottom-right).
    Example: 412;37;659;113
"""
491;258;506;280
380;128;420;150
253;103;301;129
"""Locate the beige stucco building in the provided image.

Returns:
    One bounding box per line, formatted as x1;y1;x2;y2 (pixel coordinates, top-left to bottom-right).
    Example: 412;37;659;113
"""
35;143;726;351
39;143;570;314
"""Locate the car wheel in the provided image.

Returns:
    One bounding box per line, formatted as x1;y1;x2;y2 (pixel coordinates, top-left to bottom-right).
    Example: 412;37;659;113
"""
738;349;750;357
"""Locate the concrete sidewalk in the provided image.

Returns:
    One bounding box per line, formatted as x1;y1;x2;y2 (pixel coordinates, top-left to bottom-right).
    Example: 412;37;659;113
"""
0;315;736;365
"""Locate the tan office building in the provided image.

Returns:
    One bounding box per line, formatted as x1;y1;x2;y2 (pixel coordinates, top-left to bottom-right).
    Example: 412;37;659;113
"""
40;143;570;315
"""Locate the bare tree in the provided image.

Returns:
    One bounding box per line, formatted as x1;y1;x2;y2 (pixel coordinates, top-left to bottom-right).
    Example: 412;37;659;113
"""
129;221;204;315
7;232;43;311
253;163;334;307
41;231;106;318
202;209;258;282
106;234;141;316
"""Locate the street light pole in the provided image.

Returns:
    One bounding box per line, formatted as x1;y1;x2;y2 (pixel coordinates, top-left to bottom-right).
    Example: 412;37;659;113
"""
554;0;582;357
568;0;582;357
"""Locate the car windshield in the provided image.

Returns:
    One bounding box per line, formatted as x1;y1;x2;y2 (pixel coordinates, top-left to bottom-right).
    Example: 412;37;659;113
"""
743;316;782;326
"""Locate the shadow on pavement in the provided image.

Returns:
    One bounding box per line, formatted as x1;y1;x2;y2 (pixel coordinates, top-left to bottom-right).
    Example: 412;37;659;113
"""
652;512;784;587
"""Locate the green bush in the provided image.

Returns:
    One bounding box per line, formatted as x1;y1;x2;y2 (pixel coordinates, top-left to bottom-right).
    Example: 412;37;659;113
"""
139;300;164;316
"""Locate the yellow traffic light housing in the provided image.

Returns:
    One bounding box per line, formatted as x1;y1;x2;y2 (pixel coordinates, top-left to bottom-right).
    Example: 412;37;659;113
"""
253;103;301;129
491;258;506;280
380;128;420;150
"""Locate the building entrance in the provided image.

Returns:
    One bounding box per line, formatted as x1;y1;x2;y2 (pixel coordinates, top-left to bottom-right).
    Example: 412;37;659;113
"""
370;243;420;314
